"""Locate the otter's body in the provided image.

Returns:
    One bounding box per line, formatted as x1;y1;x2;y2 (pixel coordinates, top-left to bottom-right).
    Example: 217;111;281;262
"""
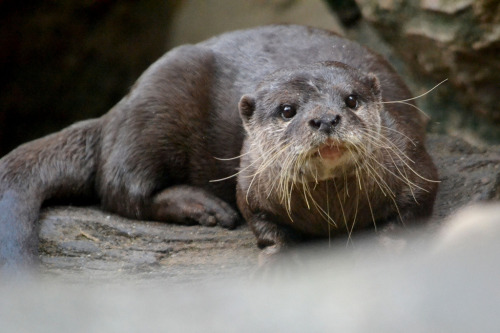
0;25;437;267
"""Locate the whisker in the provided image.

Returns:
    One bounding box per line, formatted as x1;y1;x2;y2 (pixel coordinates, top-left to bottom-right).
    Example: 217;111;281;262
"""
359;169;377;232
383;78;448;104
243;141;294;203
377;125;417;147
382;100;431;118
333;178;351;244
379;78;448;118
213;150;251;161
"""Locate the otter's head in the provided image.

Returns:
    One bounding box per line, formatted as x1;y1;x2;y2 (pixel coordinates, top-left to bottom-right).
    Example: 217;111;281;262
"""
239;61;383;184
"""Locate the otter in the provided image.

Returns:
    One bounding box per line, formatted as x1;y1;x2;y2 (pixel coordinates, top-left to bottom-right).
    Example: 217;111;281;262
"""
237;62;438;256
0;25;438;268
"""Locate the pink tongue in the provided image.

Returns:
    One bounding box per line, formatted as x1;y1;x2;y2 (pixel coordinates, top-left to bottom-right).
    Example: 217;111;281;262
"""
319;145;343;160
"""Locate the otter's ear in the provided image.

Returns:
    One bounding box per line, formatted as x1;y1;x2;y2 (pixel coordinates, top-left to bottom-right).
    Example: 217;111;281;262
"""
366;73;381;97
239;94;255;124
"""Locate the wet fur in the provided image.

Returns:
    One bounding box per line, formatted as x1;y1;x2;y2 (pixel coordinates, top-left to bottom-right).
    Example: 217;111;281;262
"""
0;25;437;267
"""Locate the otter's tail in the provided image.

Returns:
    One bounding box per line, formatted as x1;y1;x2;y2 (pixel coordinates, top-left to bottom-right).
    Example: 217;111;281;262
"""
0;119;101;269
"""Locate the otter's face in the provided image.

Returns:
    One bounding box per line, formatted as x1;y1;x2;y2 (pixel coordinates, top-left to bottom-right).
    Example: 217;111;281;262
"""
239;62;383;183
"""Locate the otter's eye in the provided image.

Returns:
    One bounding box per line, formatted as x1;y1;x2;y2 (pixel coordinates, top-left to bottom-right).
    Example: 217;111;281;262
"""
345;95;358;109
280;104;297;120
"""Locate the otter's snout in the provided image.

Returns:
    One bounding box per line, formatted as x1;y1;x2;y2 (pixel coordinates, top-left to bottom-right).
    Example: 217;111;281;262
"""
308;114;341;134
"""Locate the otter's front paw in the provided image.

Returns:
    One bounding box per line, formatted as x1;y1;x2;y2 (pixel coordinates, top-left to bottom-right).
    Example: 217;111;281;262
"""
151;185;240;229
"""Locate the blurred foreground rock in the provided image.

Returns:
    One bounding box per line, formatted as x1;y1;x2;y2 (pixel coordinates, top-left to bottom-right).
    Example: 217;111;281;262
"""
37;134;500;281
2;204;500;332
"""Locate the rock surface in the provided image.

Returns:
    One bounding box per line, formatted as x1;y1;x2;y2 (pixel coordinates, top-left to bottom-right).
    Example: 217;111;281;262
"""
38;134;500;281
3;203;500;332
39;207;259;282
353;0;500;140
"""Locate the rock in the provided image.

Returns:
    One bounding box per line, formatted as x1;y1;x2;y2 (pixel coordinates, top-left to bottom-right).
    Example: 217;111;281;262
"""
427;134;500;219
352;0;500;140
39;207;259;282
37;134;500;280
3;202;500;332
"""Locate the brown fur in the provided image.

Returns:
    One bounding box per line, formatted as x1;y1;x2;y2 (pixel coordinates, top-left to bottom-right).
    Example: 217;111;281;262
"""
0;25;437;268
236;62;437;255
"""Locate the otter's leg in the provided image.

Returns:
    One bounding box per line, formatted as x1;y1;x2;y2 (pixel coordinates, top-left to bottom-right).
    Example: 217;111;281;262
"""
245;212;302;264
97;45;240;228
150;185;239;229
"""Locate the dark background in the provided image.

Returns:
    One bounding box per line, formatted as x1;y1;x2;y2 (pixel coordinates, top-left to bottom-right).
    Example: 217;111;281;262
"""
0;0;178;156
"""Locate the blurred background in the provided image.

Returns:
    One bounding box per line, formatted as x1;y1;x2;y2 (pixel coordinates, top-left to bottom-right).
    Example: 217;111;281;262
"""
1;0;499;157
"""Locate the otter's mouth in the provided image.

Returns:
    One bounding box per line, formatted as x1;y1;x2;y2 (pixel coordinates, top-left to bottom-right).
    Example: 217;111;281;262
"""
313;141;345;161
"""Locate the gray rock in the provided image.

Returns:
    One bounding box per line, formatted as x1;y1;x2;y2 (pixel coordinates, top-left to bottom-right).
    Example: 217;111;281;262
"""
2;203;500;332
353;0;500;139
428;134;500;219
39;207;259;282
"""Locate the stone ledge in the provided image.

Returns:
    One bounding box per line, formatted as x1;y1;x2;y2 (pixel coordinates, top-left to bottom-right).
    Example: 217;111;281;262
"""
38;134;500;281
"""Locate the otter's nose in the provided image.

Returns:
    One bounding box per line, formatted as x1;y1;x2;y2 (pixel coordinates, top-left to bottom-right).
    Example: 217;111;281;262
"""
308;114;341;134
